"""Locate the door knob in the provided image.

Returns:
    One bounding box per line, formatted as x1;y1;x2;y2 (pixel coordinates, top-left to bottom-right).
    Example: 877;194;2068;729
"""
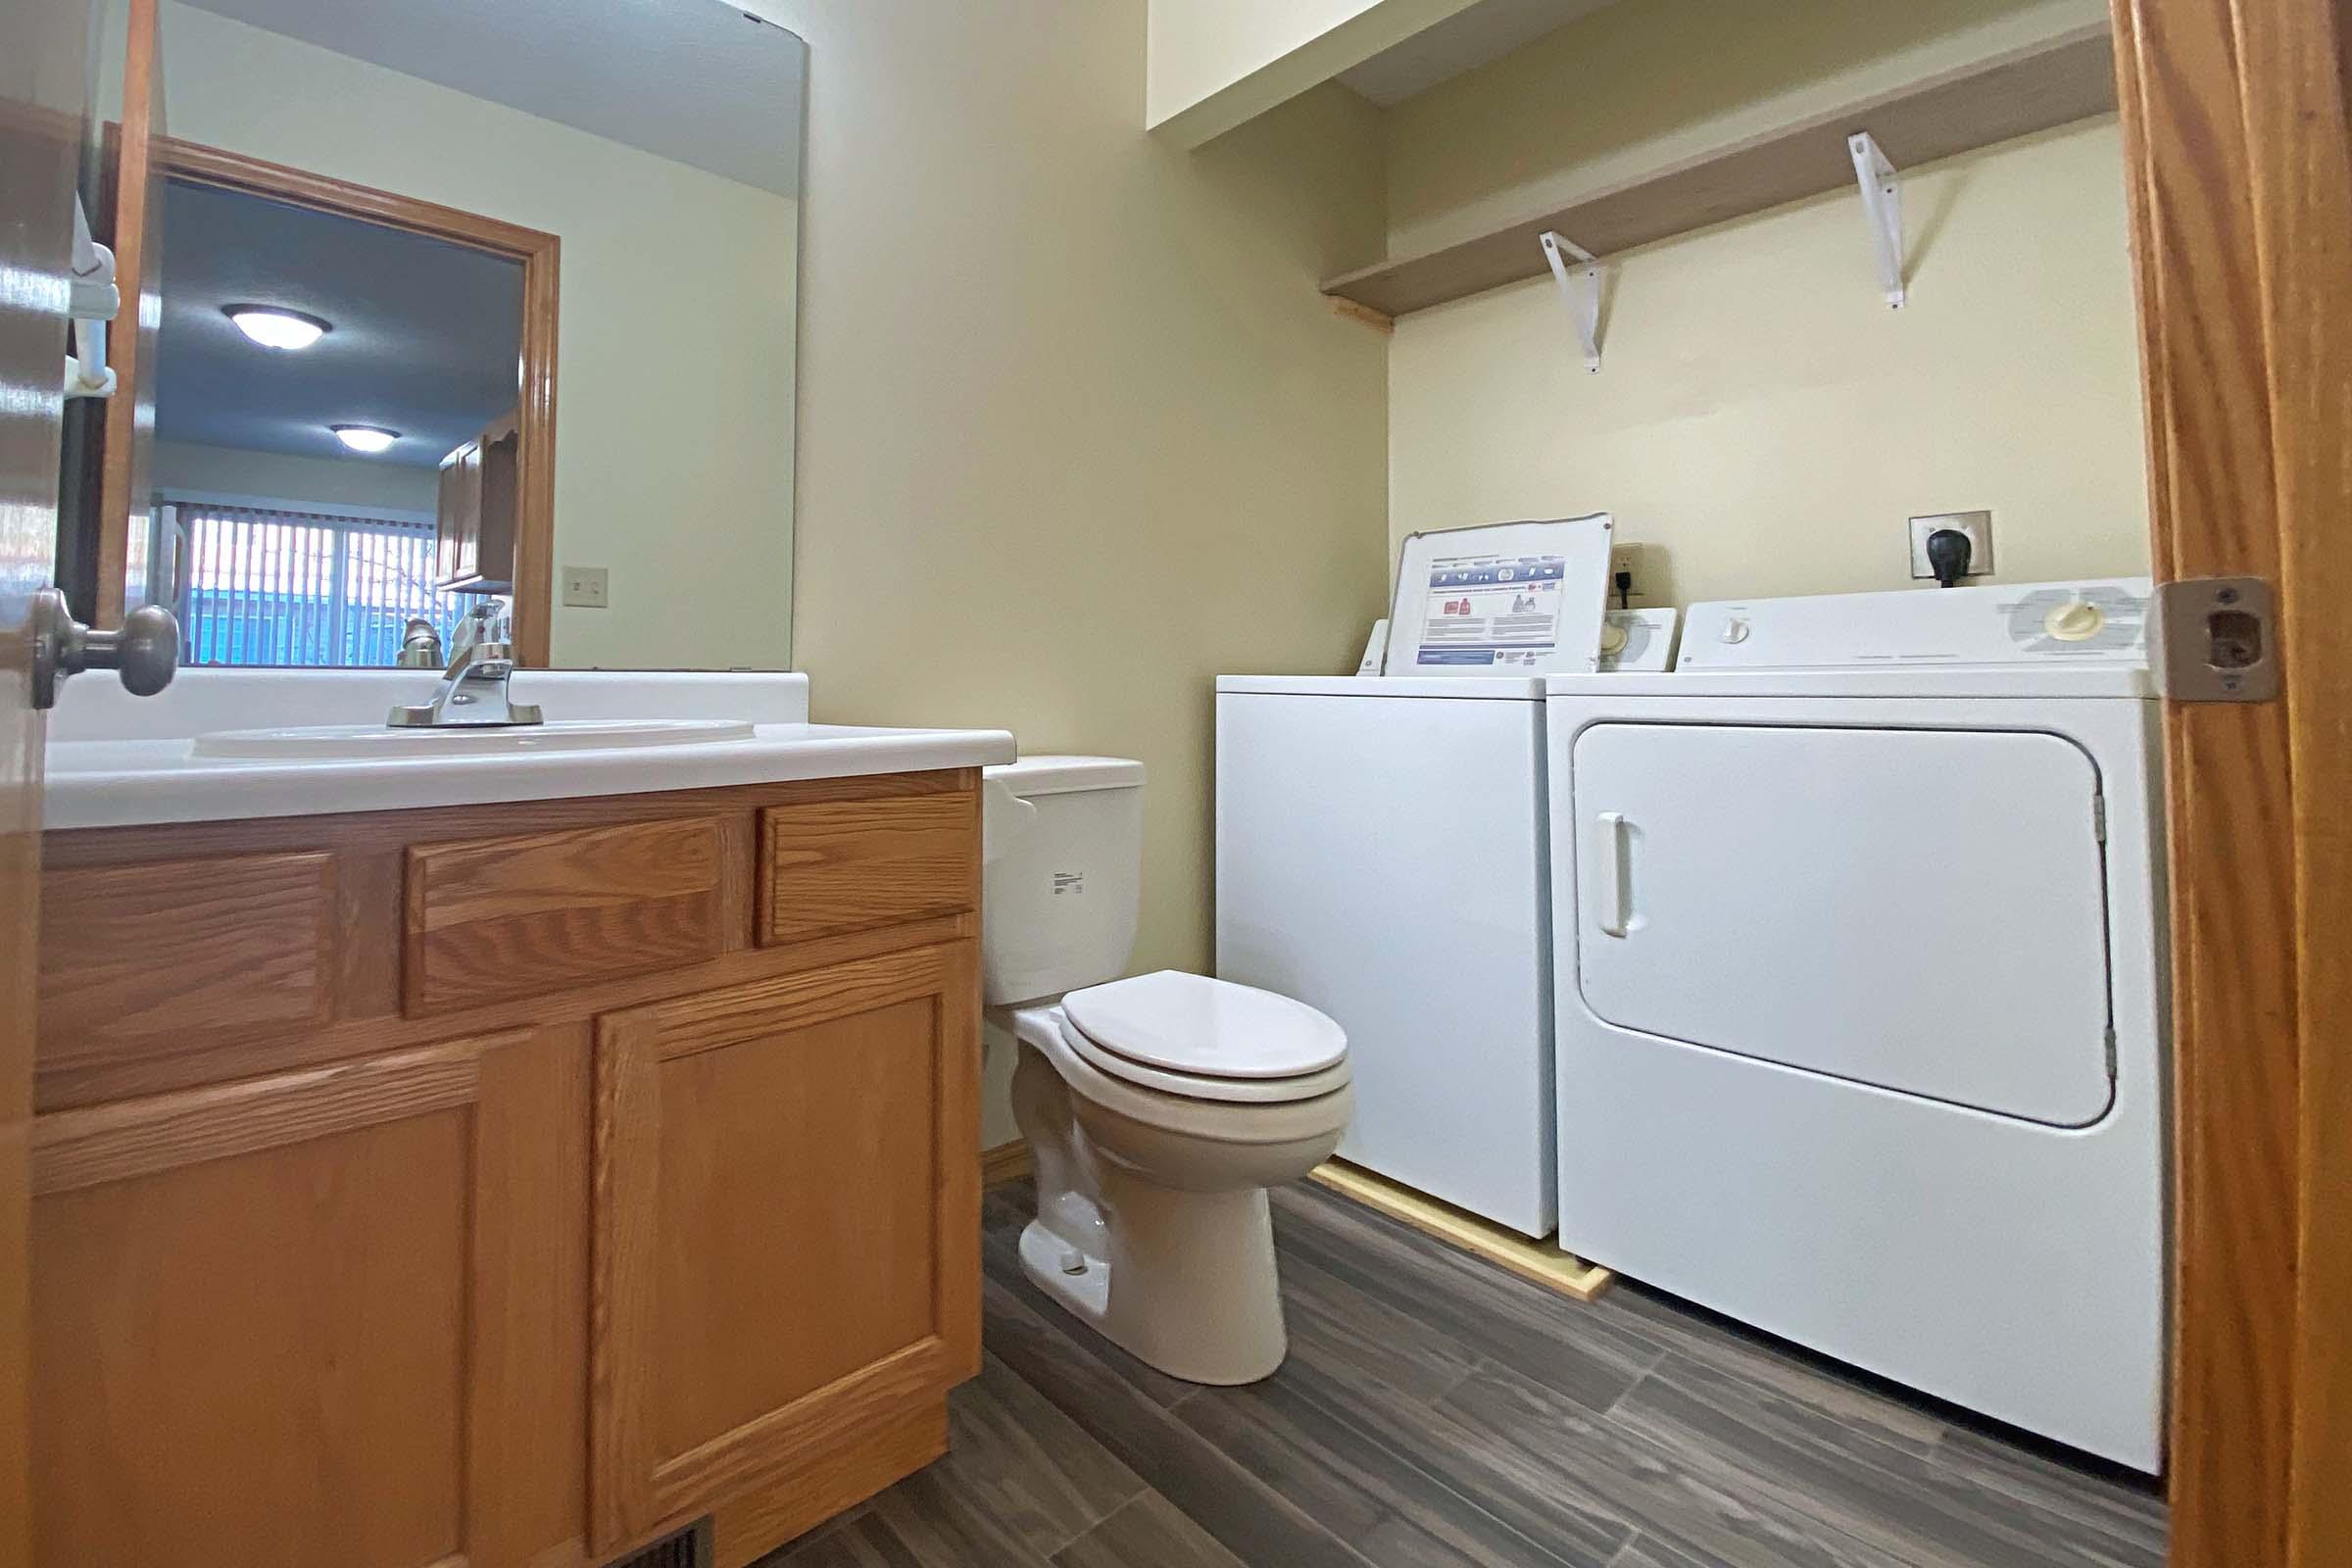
30;586;179;710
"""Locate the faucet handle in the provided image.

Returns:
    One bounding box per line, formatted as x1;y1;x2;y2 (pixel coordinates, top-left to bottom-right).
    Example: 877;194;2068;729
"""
451;596;511;657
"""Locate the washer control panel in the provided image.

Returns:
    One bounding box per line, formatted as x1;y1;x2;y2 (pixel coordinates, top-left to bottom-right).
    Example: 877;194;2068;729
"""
1677;578;2152;670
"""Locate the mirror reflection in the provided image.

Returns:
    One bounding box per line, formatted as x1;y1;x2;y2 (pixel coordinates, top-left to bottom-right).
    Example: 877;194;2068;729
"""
62;0;807;670
154;181;525;665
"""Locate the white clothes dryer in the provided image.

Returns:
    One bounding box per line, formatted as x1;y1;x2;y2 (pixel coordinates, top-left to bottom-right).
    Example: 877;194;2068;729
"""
1545;578;2167;1470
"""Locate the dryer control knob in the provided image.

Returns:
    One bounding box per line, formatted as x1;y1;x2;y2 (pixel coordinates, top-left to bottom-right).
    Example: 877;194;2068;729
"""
2046;599;2106;642
1599;620;1630;656
1719;617;1751;645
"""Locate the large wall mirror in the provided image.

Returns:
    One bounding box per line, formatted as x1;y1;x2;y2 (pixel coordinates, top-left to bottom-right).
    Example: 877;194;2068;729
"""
60;0;806;670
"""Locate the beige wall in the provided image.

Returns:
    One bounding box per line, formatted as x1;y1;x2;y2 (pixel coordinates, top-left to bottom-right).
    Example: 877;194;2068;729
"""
154;2;799;670
1381;0;2145;605
1150;0;1382;120
748;1;1391;1140
1388;119;2149;603
153;441;439;518
1146;0;1481;140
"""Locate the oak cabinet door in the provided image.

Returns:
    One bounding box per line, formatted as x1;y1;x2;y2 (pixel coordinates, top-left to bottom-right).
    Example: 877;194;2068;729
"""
436;437;482;588
29;1027;589;1568
589;942;981;1550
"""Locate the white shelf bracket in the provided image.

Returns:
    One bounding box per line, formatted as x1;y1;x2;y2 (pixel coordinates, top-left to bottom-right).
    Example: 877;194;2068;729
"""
1848;131;1905;308
1540;231;1603;372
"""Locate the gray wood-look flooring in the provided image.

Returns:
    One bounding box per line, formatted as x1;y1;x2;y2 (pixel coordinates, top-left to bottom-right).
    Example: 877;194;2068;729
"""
759;1178;2166;1568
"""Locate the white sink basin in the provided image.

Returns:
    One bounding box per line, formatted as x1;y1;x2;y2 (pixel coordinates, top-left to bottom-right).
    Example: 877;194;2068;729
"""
191;717;758;760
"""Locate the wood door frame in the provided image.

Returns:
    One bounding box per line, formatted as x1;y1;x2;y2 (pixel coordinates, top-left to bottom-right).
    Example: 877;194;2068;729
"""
2111;0;2352;1563
152;136;561;666
89;0;159;633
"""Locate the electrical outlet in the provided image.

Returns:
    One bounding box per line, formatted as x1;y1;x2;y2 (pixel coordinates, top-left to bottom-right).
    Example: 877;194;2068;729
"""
561;565;610;609
1909;511;1994;580
1608;544;1654;605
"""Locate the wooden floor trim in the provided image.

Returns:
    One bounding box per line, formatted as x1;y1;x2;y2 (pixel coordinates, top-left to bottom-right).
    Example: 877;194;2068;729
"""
1307;1159;1613;1301
979;1139;1032;1189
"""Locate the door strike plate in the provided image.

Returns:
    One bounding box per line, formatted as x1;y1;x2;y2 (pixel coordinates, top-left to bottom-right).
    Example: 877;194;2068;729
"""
2150;576;2278;702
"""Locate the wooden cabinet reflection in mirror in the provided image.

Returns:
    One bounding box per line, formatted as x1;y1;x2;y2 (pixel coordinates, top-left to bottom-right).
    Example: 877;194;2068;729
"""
128;133;559;666
437;408;521;597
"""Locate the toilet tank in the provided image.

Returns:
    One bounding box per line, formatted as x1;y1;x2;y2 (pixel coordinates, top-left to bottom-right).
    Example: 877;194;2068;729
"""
982;756;1146;1005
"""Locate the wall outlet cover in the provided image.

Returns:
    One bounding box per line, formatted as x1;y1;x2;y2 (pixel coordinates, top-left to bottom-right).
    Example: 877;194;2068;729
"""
1608;543;1655;605
1909;512;1994;579
562;565;611;609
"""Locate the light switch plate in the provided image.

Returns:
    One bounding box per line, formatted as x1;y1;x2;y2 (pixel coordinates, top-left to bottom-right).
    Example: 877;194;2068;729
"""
562;565;610;609
1909;511;1994;580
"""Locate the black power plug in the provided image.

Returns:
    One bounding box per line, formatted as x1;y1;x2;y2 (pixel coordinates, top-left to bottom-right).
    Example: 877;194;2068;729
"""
1925;528;1974;589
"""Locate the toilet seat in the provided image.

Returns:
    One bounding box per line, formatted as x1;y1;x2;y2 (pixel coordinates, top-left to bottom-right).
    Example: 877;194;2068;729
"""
1057;1014;1351;1104
1021;1005;1354;1142
1061;971;1348;1102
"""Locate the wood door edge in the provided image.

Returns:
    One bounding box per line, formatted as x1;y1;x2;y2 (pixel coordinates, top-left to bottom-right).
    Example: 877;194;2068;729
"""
91;0;159;630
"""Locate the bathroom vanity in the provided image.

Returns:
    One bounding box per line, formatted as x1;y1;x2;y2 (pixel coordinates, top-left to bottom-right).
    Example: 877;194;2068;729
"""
28;672;1013;1568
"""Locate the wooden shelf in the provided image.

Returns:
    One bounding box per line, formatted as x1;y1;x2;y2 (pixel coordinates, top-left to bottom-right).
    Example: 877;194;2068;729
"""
1322;24;2117;318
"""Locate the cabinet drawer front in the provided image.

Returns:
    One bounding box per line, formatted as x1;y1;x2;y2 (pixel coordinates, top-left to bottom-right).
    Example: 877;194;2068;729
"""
407;815;725;1015
39;852;336;1087
760;787;978;946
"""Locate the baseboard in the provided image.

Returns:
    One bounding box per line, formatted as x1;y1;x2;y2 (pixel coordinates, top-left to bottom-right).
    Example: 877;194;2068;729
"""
1307;1159;1614;1302
980;1139;1032;1188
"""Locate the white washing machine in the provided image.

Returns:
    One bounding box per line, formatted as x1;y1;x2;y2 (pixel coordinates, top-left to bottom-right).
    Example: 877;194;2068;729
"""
1215;675;1553;1237
1545;578;2168;1471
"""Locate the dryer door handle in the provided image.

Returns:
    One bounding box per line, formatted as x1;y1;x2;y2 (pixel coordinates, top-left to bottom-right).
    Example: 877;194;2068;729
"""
1592;811;1635;938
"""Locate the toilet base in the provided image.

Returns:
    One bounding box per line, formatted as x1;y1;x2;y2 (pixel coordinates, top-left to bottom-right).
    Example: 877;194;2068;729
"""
1014;1174;1289;1387
1004;1004;1343;1387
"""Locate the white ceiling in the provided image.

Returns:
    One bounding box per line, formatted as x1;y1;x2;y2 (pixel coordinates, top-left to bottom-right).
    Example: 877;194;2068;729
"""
1337;0;1623;106
180;0;808;198
154;179;524;468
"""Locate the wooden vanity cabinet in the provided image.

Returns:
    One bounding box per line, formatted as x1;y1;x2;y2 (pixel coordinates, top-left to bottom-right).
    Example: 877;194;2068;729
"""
27;770;983;1568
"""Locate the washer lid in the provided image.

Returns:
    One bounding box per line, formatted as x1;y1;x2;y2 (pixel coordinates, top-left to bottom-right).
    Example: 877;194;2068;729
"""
1062;970;1348;1079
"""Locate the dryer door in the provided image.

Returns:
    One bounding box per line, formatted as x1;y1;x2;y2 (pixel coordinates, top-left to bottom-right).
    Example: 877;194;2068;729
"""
1570;722;2114;1126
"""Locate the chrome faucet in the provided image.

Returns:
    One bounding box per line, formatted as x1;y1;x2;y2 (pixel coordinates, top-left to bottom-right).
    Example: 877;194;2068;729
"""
388;599;544;727
394;617;445;668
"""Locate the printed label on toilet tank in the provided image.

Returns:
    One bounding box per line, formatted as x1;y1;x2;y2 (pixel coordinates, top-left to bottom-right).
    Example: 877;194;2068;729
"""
1415;553;1569;667
1052;871;1084;895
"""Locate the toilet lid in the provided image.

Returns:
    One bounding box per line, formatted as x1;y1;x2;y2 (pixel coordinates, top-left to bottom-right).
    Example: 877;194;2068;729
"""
1061;970;1348;1080
1056;1013;1353;1105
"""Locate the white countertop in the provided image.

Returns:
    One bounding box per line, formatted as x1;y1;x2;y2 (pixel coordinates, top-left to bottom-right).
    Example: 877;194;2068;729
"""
44;669;1017;831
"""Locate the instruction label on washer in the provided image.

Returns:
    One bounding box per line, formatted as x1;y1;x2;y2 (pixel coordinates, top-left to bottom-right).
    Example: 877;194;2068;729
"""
1414;554;1569;667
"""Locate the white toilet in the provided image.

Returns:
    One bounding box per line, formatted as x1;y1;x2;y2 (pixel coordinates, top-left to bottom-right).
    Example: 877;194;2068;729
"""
983;756;1353;1385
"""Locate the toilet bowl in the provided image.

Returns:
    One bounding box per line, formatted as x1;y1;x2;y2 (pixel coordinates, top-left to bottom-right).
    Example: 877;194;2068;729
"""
983;758;1351;1385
